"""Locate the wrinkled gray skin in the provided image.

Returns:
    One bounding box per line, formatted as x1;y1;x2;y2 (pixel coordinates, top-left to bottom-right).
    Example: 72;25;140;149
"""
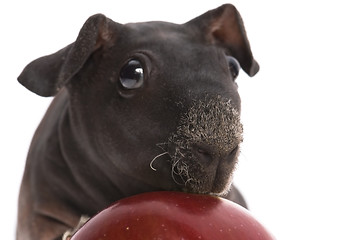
17;4;259;240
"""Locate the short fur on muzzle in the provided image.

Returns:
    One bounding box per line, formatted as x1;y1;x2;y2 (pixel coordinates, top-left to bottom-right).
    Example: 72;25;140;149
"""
155;95;243;195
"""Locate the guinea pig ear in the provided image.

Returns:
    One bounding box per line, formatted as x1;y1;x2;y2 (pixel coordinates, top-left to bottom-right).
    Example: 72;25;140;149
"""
186;4;259;77
18;14;114;97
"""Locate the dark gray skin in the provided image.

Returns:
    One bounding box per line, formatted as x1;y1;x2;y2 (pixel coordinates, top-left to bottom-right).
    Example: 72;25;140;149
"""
17;4;259;240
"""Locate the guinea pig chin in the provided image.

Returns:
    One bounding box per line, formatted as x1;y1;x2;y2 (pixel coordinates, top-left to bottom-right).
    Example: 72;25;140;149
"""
163;95;243;195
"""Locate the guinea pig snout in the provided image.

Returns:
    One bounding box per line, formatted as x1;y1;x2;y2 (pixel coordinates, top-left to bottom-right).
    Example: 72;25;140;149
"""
165;95;243;195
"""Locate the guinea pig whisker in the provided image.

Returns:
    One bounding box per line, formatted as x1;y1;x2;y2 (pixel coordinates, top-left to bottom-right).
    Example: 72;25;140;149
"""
171;158;184;185
150;152;169;171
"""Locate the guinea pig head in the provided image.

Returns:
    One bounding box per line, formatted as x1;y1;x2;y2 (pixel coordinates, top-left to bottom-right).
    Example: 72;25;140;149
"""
18;4;258;196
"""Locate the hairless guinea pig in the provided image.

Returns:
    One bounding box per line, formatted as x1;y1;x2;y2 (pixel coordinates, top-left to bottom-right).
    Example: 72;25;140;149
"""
16;4;259;240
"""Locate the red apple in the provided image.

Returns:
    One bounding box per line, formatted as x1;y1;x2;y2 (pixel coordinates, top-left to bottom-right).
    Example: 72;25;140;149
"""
71;191;275;240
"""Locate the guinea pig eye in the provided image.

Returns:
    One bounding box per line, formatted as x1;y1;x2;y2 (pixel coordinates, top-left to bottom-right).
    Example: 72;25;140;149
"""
119;59;144;89
226;56;241;80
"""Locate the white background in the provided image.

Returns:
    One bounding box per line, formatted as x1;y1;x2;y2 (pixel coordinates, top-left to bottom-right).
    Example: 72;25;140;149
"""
1;0;360;239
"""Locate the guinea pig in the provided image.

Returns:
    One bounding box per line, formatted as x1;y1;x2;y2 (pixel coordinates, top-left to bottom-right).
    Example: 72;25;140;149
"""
17;4;258;240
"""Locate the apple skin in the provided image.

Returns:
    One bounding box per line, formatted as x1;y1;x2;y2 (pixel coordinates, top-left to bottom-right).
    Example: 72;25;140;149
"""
71;191;275;240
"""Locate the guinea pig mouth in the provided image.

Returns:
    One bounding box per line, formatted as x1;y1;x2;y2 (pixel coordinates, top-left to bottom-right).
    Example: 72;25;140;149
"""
159;95;243;195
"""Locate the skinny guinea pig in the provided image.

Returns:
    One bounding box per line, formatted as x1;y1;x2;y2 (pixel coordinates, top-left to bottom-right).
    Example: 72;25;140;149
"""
16;4;259;240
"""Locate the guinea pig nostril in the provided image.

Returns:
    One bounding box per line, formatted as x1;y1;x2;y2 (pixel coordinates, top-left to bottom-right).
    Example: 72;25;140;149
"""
193;145;214;163
230;146;239;155
197;148;208;155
